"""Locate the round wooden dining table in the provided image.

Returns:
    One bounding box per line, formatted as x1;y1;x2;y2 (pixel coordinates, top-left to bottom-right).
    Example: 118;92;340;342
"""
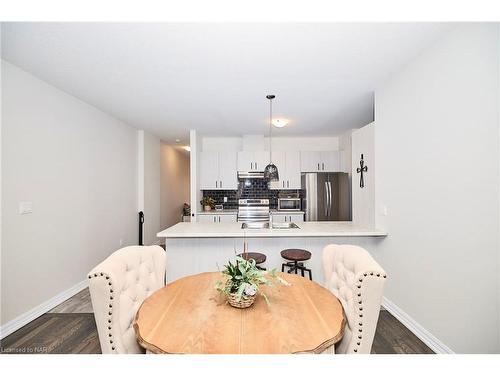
134;272;345;354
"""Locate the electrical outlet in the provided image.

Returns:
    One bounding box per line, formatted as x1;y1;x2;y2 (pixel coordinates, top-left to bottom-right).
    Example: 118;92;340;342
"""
119;238;124;246
223;196;228;203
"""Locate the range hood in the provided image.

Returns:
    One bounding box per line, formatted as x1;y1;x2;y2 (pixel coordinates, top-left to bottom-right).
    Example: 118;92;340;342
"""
238;171;265;179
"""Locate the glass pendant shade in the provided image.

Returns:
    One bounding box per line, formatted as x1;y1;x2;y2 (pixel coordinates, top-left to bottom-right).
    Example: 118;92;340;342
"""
264;162;279;181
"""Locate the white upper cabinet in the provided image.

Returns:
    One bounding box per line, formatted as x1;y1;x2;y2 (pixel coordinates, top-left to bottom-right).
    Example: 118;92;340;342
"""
300;151;321;172
200;151;237;190
285;151;301;188
320;151;340;172
269;151;301;190
237;151;270;171
199;151;219;189
237;151;254;171
300;151;341;172
218;151;238;189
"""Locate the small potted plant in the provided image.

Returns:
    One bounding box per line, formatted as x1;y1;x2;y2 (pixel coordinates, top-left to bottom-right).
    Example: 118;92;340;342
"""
200;196;215;212
215;256;289;308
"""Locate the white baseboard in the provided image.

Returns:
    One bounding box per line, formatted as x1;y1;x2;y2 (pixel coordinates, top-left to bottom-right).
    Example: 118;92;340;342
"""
0;279;88;339
382;296;454;354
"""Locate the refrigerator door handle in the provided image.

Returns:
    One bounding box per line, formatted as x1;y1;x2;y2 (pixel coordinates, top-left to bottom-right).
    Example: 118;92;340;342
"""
324;181;329;217
328;181;333;218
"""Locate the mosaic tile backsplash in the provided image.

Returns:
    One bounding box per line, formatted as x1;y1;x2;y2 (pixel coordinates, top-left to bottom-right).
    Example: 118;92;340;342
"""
202;179;303;209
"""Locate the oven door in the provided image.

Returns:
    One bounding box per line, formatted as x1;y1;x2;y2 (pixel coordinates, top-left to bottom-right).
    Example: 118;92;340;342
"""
278;199;301;211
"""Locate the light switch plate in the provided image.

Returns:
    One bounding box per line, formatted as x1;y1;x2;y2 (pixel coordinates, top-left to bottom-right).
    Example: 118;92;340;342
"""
19;201;33;214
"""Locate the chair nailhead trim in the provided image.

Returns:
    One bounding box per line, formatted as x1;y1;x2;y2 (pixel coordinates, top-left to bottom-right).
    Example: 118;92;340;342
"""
350;271;387;353
87;272;116;353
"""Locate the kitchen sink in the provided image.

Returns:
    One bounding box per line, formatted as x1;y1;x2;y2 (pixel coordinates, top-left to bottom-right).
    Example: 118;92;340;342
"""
271;222;300;229
241;222;270;229
241;222;300;229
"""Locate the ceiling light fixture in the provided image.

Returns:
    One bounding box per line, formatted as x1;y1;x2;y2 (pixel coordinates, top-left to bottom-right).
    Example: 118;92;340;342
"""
263;95;279;182
272;119;289;128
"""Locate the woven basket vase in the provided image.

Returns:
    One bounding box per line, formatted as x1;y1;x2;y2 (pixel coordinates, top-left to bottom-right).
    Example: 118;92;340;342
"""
227;292;256;308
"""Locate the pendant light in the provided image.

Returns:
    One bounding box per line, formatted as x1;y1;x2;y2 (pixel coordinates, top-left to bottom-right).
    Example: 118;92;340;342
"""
263;94;279;181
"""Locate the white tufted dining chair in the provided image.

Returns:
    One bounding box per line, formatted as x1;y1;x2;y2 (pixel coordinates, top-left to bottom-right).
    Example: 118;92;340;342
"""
88;245;166;354
322;244;387;354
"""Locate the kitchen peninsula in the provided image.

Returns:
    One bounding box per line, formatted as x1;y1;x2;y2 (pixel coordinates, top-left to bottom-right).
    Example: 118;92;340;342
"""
157;222;387;282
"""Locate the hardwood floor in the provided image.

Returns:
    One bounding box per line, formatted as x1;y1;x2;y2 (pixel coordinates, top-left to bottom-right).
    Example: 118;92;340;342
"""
1;313;101;354
1;288;433;354
48;288;93;314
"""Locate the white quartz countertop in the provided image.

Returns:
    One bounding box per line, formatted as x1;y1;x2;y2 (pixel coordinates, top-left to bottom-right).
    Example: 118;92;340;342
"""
197;210;238;215
157;221;387;238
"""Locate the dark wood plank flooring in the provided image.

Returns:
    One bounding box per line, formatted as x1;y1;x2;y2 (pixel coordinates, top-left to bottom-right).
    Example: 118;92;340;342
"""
1;313;101;354
1;310;432;354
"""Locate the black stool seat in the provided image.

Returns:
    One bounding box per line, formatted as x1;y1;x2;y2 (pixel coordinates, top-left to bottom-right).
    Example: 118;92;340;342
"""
280;249;311;262
281;248;312;280
237;252;267;270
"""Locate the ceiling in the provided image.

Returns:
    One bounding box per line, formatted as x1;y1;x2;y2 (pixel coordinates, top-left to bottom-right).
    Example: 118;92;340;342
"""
1;23;453;143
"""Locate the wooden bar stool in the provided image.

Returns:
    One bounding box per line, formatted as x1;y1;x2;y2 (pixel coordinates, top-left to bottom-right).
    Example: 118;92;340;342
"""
237;252;267;270
281;249;312;280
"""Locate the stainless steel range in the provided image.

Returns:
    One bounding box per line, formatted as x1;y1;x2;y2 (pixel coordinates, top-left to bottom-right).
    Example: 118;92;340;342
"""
237;199;270;223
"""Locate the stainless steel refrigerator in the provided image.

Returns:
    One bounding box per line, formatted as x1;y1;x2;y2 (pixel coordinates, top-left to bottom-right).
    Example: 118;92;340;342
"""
301;173;351;221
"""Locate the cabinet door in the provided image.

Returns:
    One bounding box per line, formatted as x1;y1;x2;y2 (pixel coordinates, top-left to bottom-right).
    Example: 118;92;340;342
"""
237;151;254;171
198;214;217;223
285;151;301;189
268;151;286;190
199;151;219;189
218;214;237;223
300;151;321;172
271;214;287;223
218;152;238;189
321;151;340;172
254;151;270;171
289;213;304;222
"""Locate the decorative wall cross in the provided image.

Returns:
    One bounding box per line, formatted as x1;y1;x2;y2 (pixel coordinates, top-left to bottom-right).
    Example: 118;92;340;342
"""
356;154;368;188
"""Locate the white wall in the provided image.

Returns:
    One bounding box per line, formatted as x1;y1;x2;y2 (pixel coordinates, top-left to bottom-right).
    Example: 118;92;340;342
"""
374;24;499;353
1;61;138;325
160;143;190;230
352;123;375;228
142;131;161;245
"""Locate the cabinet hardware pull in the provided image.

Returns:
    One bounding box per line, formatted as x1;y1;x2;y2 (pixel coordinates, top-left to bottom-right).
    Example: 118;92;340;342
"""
287;180;289;188
317;163;320;170
220;180;222;188
322;162;325;170
216;181;218;188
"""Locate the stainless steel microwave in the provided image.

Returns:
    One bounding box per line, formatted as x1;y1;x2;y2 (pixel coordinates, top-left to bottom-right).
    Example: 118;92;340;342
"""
277;198;301;211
